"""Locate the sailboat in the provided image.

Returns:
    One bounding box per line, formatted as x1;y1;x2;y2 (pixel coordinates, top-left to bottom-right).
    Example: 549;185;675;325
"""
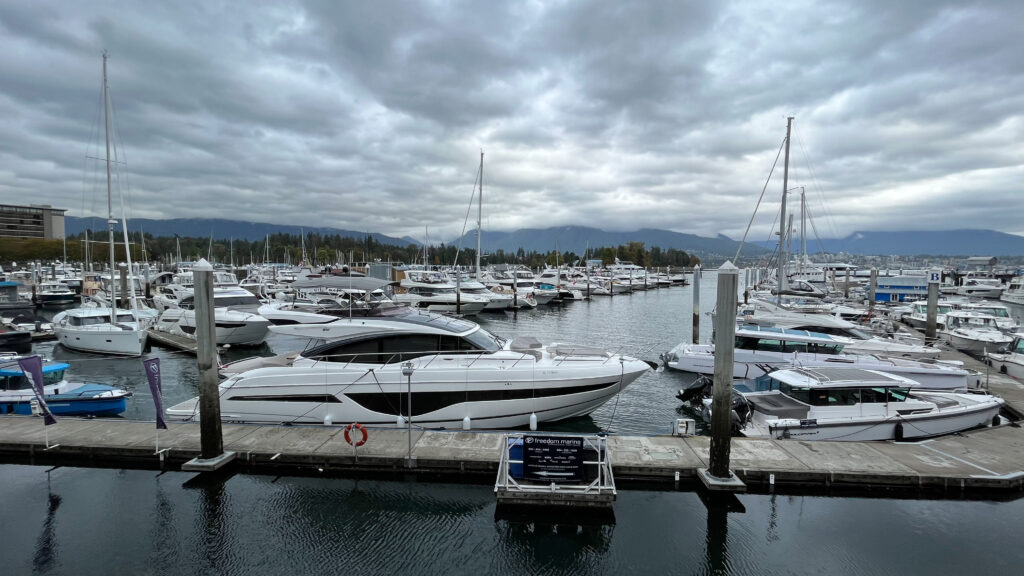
53;52;151;356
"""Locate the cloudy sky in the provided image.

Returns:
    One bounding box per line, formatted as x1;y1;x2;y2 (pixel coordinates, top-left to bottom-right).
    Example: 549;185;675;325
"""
1;0;1022;243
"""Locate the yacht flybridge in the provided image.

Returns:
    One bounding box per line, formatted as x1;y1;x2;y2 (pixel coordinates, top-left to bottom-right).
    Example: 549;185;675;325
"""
168;310;652;429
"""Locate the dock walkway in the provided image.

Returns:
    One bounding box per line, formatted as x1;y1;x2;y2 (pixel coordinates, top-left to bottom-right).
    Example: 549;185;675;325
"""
1;415;1021;494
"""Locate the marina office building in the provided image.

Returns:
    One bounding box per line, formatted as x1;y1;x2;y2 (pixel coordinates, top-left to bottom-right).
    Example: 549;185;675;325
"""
0;203;66;239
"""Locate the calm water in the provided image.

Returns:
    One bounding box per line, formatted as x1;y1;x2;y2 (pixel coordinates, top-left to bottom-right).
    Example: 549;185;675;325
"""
8;275;1024;574
1;464;1022;575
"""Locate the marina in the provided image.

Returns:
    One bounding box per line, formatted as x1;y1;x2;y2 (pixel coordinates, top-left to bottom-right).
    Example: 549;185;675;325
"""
2;274;1023;498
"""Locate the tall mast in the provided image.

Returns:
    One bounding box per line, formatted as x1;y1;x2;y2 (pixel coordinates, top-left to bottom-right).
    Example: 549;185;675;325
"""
476;150;483;281
777;116;793;304
103;51;117;322
800;187;807;264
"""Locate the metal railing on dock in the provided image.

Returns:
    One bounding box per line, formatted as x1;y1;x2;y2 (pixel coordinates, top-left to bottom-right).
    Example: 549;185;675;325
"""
494;433;616;509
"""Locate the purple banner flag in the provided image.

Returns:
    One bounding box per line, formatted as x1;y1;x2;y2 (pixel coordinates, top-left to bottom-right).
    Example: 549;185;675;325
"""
17;355;57;426
143;357;168;429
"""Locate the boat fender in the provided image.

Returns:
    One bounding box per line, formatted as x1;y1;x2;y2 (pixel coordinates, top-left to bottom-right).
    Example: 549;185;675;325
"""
992;415;1001;427
895;421;904;441
344;422;368;447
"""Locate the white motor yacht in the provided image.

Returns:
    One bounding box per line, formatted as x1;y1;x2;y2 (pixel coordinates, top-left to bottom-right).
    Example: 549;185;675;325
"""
721;367;1003;441
940;311;1013;355
986;333;1024;380
663;325;977;391
955;272;1004;299
737;298;940;359
999;276;1024;306
169;310;652;429
35;281;76;306
154;287;270;346
958;302;1020;333
904;300;955;330
394;271;488;315
53;306;151;356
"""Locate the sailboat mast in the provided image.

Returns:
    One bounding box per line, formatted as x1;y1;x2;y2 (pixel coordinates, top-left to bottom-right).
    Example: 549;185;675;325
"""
800;187;807;264
476;150;483;281
103;51;116;322
777;116;793;304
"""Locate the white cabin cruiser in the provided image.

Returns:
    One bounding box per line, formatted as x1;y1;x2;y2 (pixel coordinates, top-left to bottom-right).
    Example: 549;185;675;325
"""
52;306;151;356
663;326;977;391
168;311;652;429
940;311;1013;355
985;333;1024;381
725;367;1003;441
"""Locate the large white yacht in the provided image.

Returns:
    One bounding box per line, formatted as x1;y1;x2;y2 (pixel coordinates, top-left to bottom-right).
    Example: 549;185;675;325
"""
394;271;488;315
737;298;940;359
153;287;269;346
168;310;652;429
723;367;1003;441
53;306;151;356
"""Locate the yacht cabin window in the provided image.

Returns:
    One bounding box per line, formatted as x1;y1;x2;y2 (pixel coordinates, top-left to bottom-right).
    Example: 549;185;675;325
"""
780;382;909;405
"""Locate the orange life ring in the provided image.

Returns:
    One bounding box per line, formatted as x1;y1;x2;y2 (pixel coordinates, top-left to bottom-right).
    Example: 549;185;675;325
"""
344;422;368;447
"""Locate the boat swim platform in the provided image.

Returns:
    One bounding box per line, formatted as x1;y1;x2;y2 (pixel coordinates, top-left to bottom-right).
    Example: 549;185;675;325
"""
0;416;1021;496
146;328;198;355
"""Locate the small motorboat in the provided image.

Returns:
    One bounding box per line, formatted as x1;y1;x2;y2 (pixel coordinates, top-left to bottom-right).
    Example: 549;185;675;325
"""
0;355;131;416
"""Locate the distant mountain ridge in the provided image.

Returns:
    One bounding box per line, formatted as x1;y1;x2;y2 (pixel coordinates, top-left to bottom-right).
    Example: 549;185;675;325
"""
64;217;1024;257
65;217;420;247
754;229;1024;257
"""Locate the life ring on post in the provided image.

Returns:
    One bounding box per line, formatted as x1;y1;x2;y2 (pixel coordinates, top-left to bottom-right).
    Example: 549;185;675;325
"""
344;422;368;447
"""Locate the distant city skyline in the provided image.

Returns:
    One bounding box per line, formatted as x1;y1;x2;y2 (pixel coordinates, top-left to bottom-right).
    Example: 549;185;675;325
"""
1;1;1022;243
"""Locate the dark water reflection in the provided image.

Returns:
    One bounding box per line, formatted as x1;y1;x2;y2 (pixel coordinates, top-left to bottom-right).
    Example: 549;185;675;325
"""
2;465;1022;575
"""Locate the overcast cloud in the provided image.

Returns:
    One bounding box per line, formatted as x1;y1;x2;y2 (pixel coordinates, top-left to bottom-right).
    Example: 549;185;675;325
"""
1;0;1022;243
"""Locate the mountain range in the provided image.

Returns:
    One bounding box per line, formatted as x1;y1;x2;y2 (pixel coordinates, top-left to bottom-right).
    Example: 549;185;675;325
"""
65;217;420;247
753;229;1024;257
64;217;1024;258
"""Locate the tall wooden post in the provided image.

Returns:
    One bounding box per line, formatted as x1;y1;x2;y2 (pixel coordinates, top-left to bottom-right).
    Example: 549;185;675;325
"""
868;268;878;314
699;262;745;491
926;268;941;345
195;259;224;459
709;263;737;478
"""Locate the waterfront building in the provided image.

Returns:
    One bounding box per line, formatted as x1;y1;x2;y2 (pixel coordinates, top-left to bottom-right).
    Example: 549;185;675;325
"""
0;203;66;239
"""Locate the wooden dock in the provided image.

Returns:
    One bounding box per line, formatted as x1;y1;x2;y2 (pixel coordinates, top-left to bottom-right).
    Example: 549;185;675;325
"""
0;414;1021;495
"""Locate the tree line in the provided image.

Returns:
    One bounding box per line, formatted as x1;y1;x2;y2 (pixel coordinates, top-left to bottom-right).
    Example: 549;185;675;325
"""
2;232;699;270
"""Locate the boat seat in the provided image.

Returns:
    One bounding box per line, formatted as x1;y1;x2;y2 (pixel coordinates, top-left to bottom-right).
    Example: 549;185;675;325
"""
746;393;810;420
510;336;542;350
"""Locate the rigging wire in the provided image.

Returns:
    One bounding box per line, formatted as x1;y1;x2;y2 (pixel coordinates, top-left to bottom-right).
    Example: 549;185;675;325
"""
452;163;483;268
733;136;787;263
